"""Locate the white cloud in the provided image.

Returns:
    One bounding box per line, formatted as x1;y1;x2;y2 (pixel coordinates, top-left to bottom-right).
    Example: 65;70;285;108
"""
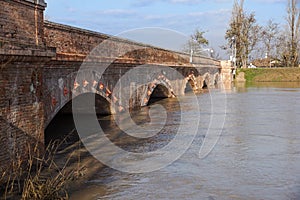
131;0;224;6
144;14;175;20
169;0;200;4
189;9;230;17
97;9;137;16
131;0;158;7
168;0;232;4
253;0;285;3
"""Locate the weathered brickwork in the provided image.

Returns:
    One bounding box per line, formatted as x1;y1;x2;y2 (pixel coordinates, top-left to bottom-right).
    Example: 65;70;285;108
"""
0;0;229;169
0;58;45;167
0;0;52;168
44;21;220;68
0;0;46;50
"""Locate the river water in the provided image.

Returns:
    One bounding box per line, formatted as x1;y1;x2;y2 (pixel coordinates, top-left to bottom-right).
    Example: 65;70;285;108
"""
65;82;300;200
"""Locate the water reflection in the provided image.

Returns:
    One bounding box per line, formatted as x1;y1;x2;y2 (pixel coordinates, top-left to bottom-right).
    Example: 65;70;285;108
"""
247;81;300;88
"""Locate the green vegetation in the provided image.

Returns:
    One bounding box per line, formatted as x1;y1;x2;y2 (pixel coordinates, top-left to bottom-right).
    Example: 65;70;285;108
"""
237;68;300;82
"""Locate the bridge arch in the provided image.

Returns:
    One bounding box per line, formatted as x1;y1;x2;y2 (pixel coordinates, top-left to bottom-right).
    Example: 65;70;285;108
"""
44;92;111;144
184;72;198;93
201;73;211;89
44;70;118;129
141;77;175;107
213;73;220;87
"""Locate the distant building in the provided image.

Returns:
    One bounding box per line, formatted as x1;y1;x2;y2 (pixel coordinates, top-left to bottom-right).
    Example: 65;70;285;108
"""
248;63;256;68
251;58;280;68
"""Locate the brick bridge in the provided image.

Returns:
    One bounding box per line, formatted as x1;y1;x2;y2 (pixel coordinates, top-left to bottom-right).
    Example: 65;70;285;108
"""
0;0;232;166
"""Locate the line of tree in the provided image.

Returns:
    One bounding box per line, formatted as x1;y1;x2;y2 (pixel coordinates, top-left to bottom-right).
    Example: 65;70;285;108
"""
225;0;300;68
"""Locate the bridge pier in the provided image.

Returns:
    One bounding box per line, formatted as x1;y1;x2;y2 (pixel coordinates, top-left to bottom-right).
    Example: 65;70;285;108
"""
220;60;234;89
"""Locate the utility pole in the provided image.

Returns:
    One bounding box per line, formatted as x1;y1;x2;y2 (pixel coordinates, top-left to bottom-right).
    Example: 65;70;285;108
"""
232;36;237;69
231;36;237;77
190;48;193;63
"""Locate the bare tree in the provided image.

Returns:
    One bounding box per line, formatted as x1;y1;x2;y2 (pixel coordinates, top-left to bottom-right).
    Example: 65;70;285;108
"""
261;20;280;59
284;0;300;67
225;0;244;67
225;0;260;68
182;28;209;56
191;29;209;47
241;13;260;67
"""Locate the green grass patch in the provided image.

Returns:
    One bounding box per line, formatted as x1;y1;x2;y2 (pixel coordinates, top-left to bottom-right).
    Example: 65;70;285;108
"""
237;68;265;82
237;68;300;82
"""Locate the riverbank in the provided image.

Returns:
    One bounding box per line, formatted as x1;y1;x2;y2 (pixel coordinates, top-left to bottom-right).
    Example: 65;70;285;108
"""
236;68;300;82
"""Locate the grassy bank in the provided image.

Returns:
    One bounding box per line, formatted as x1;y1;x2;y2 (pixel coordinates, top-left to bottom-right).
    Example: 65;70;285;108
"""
237;68;300;82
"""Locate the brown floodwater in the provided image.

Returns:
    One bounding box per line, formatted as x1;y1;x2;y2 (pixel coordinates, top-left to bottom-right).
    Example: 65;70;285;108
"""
49;82;300;200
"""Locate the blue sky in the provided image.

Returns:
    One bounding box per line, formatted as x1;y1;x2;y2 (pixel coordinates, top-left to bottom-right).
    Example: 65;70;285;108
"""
45;0;287;59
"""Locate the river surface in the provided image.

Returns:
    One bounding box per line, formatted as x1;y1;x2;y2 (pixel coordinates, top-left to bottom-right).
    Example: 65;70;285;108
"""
63;82;300;200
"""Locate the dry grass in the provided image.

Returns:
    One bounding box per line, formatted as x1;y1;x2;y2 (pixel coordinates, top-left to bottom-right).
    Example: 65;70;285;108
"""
0;131;85;200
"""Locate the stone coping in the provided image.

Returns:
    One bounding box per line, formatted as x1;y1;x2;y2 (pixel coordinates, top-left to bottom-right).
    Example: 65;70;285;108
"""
24;0;47;7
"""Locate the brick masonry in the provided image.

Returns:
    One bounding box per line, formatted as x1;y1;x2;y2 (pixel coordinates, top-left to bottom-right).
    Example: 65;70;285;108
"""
0;0;52;168
0;0;46;50
0;58;46;167
0;0;229;169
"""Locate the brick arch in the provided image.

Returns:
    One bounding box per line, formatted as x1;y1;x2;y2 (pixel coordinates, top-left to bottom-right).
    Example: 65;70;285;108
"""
44;92;111;144
44;70;118;128
213;73;220;87
185;72;198;93
201;73;211;89
141;76;175;107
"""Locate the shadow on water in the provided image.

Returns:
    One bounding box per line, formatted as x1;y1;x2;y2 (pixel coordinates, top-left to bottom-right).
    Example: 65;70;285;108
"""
45;112;131;197
44;95;183;198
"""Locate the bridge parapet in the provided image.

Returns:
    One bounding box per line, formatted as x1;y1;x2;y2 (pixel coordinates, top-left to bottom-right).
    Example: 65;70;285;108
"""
44;21;220;68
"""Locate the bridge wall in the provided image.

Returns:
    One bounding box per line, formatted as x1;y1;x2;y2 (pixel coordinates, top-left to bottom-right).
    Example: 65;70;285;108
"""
0;0;54;168
0;58;47;165
0;0;226;169
42;21;221;128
